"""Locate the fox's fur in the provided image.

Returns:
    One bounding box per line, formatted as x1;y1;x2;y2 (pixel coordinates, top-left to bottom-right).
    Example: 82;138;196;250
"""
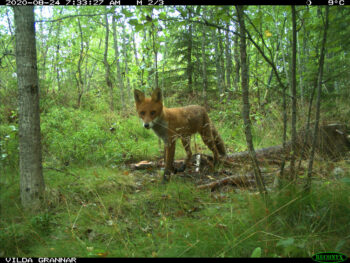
134;88;226;181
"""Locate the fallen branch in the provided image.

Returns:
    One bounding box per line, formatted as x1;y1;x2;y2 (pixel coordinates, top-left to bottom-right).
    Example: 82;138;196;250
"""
197;173;256;190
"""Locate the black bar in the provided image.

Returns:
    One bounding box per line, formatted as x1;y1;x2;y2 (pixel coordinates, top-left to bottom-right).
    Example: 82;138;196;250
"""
3;0;349;5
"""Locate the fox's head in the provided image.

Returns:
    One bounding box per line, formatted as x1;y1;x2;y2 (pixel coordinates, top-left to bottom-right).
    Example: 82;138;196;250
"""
134;88;163;129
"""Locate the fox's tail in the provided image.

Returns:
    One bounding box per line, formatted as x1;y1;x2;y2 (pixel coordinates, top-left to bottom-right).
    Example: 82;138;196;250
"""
211;125;226;156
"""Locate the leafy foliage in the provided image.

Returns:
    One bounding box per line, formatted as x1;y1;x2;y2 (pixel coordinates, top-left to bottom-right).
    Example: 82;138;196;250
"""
1;5;350;258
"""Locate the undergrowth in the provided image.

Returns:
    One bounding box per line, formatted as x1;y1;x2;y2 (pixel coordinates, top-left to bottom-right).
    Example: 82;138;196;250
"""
1;164;349;257
1;97;349;257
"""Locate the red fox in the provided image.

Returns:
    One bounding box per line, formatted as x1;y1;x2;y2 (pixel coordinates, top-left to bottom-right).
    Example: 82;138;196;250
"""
134;88;226;181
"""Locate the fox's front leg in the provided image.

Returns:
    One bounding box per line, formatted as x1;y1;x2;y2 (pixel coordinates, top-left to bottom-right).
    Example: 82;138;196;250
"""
175;136;192;173
163;141;176;182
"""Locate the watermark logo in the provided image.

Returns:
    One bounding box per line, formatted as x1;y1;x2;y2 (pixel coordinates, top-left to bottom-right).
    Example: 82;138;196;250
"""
312;252;348;263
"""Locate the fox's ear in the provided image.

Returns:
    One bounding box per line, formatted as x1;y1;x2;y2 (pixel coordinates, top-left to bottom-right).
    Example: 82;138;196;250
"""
151;88;162;102
134;89;145;103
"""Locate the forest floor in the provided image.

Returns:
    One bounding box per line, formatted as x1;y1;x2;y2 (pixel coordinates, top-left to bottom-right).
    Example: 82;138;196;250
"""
1;152;350;258
1;106;350;257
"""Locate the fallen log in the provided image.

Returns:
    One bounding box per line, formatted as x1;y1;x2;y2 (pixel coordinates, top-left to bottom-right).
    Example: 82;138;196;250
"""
297;123;350;159
227;123;350;162
197;173;256;190
130;160;158;170
130;124;349;171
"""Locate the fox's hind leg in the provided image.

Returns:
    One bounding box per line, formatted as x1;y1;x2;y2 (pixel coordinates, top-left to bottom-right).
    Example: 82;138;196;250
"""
211;124;226;157
199;122;220;165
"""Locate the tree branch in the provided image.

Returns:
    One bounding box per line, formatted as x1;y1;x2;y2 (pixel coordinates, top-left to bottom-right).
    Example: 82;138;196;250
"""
35;12;114;23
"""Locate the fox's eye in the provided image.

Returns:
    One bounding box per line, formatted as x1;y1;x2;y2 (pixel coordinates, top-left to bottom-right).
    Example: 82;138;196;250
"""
151;111;156;116
140;111;145;116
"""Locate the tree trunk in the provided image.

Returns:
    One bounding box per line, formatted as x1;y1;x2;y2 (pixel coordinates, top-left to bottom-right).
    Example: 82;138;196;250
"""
290;5;297;181
86;39;101;93
38;8;53;95
219;28;226;98
213;27;223;100
54;24;62;92
236;5;267;198
187;11;193;94
265;16;285;103
233;20;240;92
104;11;114;112
13;6;45;210
161;20;168;93
122;22;132;103
76;17;85;108
150;17;159;90
201;14;208;109
305;6;330;192
225;21;232;95
132;31;143;88
112;13;125;109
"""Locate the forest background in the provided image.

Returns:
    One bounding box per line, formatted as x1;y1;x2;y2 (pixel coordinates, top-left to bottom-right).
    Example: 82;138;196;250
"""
0;5;350;257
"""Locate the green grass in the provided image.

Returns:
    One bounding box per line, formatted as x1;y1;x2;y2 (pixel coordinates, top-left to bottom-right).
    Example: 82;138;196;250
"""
1;103;350;258
1;163;350;257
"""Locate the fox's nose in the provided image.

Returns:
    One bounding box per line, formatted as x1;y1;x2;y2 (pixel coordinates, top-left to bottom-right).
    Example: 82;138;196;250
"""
144;123;150;129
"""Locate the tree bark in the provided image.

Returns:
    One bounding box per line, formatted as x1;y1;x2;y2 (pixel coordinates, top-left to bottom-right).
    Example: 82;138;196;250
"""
213;27;223;100
201;12;208;109
187;10;193;93
122;22;132;102
104;11;114;111
112;13;125;109
76;17;85;108
13;6;45;210
236;5;267;198
305;6;330;192
219;28;226;99
54;9;63;92
225;21;232;94
233;20;240;92
150;16;159;90
290;5;298;181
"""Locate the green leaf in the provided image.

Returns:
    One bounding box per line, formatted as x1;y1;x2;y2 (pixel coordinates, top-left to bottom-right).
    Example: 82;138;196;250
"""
113;14;123;20
159;12;167;20
135;24;144;32
121;8;133;18
251;247;262;258
177;21;187;27
128;19;139;26
144;21;153;27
